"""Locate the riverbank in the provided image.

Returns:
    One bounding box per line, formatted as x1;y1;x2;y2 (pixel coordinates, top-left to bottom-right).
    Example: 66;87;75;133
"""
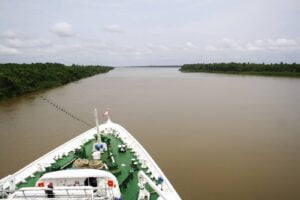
180;63;300;77
0;63;113;101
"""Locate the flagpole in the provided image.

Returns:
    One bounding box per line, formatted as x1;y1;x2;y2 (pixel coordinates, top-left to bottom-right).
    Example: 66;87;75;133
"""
104;108;111;123
94;108;102;143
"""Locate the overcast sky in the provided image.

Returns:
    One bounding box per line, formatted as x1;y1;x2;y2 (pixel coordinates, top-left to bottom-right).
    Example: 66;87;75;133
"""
0;0;299;66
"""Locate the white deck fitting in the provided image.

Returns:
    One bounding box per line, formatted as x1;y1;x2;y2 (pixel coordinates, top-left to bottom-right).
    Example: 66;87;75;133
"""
0;120;181;200
39;169;117;180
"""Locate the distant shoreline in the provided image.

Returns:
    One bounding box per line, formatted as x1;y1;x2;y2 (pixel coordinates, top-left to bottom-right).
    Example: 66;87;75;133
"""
180;63;300;77
119;65;180;68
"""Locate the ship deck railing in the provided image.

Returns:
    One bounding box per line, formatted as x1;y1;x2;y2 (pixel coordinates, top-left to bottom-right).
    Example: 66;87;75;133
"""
8;186;107;199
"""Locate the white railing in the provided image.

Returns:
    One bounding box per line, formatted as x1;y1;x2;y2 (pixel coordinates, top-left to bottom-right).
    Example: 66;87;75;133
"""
11;186;94;199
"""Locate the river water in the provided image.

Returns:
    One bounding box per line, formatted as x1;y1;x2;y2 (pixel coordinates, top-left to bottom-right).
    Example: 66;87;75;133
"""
0;67;300;199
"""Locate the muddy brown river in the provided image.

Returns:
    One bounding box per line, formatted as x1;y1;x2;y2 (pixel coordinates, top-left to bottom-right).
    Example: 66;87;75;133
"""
0;67;300;199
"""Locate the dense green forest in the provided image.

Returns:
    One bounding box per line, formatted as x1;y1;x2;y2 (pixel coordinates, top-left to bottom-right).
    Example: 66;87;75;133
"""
0;63;113;101
180;62;300;77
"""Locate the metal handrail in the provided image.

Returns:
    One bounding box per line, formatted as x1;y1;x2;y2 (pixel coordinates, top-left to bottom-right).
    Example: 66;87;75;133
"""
12;186;95;199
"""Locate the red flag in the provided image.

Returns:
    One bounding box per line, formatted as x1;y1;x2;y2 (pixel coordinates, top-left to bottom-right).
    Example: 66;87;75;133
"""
103;110;109;116
103;108;110;117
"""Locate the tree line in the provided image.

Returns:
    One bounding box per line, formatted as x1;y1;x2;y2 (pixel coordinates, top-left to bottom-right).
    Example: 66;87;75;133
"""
180;62;300;77
0;63;113;101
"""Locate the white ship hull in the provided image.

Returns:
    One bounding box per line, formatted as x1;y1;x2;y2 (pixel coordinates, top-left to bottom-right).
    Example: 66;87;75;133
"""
0;120;181;199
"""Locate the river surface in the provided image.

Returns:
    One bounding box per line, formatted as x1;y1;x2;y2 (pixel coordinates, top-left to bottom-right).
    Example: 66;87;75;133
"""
0;67;300;200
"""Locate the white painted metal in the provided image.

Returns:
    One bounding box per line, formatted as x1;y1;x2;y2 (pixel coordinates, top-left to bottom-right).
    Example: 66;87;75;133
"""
39;169;116;180
9;186;95;199
92;151;101;160
94;108;101;144
138;187;150;200
138;171;168;200
34;169;121;199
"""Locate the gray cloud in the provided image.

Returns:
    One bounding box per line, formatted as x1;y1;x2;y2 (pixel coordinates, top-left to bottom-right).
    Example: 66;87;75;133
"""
103;25;125;34
108;46;152;56
41;41;153;57
0;0;299;65
0;30;17;39
0;44;20;55
157;44;171;51
146;43;171;51
0;30;52;56
39;44;83;54
6;38;50;48
206;38;300;52
182;41;198;50
146;42;198;52
50;22;74;37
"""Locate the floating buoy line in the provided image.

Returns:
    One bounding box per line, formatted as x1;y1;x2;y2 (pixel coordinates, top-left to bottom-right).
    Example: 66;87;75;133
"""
39;95;93;128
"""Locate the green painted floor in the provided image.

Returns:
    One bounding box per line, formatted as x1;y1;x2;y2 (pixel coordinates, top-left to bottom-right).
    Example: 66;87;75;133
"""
16;133;159;200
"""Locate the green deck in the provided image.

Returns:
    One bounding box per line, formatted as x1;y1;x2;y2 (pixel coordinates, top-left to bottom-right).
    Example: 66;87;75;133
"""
16;133;159;200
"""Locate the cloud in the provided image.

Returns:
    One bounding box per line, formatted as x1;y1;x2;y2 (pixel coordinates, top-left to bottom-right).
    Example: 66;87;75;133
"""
206;38;244;51
263;38;299;50
0;0;299;65
183;41;198;49
0;30;51;50
146;43;171;51
0;30;51;56
6;38;50;48
0;44;21;55
0;30;17;39
50;22;74;37
147;42;199;52
103;25;125;34
39;43;84;54
39;39;153;57
206;38;300;52
158;44;171;51
109;46;152;56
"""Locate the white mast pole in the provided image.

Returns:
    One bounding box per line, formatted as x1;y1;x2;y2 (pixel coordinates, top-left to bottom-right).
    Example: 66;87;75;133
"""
94;108;101;143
